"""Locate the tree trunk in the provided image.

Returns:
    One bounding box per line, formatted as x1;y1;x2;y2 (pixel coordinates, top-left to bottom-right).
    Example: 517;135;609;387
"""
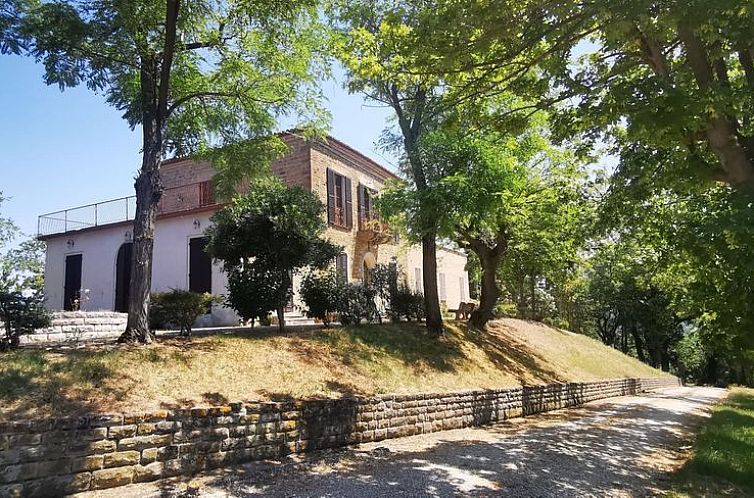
630;327;646;363
422;234;444;335
678;24;754;186
276;307;285;332
119;134;162;343
470;252;501;329
118;0;179;344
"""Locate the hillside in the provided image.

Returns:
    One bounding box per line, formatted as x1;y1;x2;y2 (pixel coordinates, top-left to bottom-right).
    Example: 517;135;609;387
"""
0;319;670;420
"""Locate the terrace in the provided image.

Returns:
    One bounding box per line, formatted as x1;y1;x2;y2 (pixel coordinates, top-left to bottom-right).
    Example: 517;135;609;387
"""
37;180;218;238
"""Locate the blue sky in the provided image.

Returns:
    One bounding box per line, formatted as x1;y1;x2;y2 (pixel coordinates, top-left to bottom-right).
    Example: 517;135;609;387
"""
0;55;397;239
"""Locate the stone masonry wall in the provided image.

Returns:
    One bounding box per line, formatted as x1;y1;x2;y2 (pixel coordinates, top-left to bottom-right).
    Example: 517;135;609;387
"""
0;377;681;496
18;312;128;346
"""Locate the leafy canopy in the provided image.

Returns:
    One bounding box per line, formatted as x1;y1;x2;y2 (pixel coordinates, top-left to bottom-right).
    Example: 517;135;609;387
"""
17;0;330;192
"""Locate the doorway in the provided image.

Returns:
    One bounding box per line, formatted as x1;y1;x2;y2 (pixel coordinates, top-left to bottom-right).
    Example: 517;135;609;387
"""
189;237;212;294
114;242;133;312
64;254;82;311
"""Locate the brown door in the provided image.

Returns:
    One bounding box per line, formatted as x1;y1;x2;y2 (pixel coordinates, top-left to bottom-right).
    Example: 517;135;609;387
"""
114;243;132;312
189;237;212;294
64;254;82;311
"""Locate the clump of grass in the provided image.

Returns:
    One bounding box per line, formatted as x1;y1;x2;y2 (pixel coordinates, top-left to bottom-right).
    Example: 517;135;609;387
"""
667;387;754;496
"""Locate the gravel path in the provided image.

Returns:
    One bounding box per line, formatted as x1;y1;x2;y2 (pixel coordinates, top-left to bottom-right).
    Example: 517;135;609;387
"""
90;386;726;498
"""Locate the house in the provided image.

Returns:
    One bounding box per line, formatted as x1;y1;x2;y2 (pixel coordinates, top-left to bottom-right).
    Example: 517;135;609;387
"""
37;133;470;326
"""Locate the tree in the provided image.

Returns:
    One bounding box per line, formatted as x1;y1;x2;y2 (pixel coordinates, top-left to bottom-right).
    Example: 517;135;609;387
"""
11;0;328;343
416;0;754;189
381;120;588;329
206;177;340;331
334;0;449;335
0;193;50;350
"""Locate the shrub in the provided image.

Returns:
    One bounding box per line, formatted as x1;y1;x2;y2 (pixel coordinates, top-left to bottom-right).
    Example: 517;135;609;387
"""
337;283;378;326
225;264;281;328
300;270;342;326
387;285;425;322
0;291;50;351
150;290;219;337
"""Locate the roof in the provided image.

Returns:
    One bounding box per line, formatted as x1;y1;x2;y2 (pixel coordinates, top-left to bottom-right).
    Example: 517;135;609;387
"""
161;132;402;183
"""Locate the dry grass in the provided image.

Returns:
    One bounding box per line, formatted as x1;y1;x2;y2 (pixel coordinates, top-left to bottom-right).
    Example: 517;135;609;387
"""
0;319;669;420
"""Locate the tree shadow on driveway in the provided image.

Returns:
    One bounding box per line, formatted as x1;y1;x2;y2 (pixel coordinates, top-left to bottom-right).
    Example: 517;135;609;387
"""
201;388;725;498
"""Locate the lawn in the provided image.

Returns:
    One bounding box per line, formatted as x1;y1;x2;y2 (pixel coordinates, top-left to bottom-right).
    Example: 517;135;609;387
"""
666;387;754;497
0;318;669;420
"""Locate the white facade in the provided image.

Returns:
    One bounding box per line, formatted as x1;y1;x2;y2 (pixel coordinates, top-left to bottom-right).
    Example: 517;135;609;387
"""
43;212;237;326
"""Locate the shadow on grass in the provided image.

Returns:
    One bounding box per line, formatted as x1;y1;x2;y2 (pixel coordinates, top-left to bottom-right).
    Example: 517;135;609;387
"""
0;348;130;419
1;319;591;419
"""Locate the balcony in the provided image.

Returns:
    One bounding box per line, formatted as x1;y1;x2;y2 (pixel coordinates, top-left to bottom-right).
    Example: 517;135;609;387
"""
38;180;219;238
357;212;393;244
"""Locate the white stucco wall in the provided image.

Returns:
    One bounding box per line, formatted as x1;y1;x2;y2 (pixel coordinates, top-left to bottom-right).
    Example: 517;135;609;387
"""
44;223;131;312
43;212;238;326
407;245;470;310
43;217;469;324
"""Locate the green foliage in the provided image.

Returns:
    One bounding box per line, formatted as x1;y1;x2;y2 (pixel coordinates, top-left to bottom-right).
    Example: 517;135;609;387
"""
150;290;219;337
387;285;425;323
0;194;45;296
300;269;342;326
336;283;378;326
225;263;281;328
14;0;329;168
0;193;49;350
0;291;50;351
674;329;709;385
207;177;341;329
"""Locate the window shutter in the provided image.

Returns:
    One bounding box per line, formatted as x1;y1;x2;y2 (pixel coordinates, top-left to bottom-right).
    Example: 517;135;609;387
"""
326;168;336;224
336;253;348;281
357;184;364;225
344;177;353;229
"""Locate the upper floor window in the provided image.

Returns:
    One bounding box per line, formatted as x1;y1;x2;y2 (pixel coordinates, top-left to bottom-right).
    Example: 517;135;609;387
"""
326;168;353;229
357;184;377;228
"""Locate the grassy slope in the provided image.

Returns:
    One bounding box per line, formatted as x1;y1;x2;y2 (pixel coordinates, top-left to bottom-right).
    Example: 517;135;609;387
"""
0;318;668;420
667;387;754;497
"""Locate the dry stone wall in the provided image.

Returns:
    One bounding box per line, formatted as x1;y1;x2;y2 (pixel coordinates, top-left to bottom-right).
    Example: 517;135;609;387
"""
0;376;681;496
19;312;127;345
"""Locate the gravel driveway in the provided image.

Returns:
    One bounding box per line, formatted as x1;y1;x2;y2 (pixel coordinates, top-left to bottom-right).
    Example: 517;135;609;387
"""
88;386;726;498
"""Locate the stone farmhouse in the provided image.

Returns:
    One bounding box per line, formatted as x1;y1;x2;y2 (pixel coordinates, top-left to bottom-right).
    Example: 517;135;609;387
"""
37;133;470;326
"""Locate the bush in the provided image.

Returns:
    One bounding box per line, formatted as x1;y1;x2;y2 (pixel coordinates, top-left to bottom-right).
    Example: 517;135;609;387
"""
150;290;219;337
337;283;378;326
225;264;282;328
0;291;50;351
300;270;342;326
387;285;425;322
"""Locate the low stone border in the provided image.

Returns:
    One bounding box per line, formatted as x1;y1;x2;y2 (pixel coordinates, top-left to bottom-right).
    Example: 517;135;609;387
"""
18;312;128;345
0;376;681;495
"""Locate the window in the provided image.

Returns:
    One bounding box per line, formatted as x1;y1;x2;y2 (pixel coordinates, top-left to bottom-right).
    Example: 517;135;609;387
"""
415;267;423;293
336;253;348;281
357;184;377;229
439;272;447;302
326;169;352;229
199;180;214;207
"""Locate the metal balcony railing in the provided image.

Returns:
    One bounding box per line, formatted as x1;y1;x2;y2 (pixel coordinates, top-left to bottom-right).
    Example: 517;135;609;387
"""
38;180;218;237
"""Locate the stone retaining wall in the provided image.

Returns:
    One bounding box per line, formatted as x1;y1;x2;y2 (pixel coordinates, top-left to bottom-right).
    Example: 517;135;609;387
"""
0;376;681;496
18;312;127;345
